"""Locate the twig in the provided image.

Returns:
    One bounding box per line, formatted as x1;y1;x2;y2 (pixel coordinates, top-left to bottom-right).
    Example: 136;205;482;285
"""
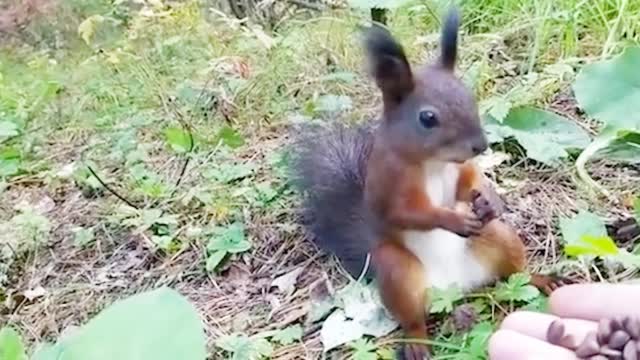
168;103;195;192
86;165;139;209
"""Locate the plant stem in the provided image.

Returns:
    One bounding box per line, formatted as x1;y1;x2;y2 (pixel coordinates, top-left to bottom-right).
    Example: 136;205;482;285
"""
601;0;628;59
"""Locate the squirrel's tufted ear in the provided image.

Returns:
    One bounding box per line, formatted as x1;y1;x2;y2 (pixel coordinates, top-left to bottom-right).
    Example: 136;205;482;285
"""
439;7;460;71
364;24;414;108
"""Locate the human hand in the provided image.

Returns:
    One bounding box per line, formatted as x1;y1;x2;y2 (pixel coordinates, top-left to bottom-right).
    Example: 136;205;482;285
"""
489;283;640;360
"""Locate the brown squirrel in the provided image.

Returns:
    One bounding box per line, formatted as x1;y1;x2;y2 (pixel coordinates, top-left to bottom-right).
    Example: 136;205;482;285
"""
291;7;567;359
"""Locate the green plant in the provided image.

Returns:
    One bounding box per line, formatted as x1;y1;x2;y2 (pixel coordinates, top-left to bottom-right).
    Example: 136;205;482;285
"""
0;327;26;360
1;287;206;360
573;47;640;197
206;222;251;272
494;273;540;303
429;285;464;314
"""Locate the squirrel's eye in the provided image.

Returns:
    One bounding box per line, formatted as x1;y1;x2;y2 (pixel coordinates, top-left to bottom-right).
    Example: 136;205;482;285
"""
418;110;439;128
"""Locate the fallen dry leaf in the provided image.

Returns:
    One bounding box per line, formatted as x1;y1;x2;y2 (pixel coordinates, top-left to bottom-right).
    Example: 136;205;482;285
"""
271;266;305;296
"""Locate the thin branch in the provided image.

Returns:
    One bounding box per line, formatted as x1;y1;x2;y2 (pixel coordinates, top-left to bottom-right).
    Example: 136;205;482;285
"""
86;165;139;209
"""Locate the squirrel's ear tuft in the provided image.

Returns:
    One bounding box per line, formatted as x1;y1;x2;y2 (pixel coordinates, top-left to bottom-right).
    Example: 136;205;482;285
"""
363;24;414;106
439;7;460;71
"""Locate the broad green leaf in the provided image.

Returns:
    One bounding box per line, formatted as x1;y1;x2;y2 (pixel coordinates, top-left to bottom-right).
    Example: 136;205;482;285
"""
271;325;303;345
559;210;608;245
0;327;26;360
50;287;206;360
164;126;192;154
634;197;640;222
494;273;540;302
205;250;227;272
31;343;60;360
216;126;245;148
217;334;273;360
207;222;251;254
574;47;640;131
430;285;464;313
0;147;21;177
485;107;590;165
565;235;619;257
595;130;640;164
0;121;19;140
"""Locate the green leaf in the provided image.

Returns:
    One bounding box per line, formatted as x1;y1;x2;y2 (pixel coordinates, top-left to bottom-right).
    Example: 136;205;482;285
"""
164;126;192;154
634;197;640;223
484;107;591;165
271;325;303;345
206;250;227;272
596;131;640;164
49;287;206;360
207;222;251;254
466;322;494;359
314;94;352;114
494;273;540;302
72;226;95;248
217;334;273;360
565;235;619;257
205;162;254;183
0;121;19;140
559;210;608;245
31;343;60;360
430;285;464;314
350;338;377;360
377;347;396;360
216;126;245;148
0;327;26;360
0;147;21;177
521;294;549;312
574;47;640;131
319;71;356;83
480;97;512;123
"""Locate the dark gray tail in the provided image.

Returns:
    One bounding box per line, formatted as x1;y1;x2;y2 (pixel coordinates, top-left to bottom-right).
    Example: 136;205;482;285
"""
289;121;377;278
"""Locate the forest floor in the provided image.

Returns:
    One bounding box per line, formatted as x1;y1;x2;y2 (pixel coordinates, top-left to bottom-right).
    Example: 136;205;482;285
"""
1;1;639;359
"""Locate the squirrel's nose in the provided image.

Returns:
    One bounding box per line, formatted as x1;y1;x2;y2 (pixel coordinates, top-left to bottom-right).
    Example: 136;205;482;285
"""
471;136;488;155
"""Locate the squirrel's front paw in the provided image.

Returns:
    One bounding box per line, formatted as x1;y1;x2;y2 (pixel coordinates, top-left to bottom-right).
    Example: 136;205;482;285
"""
452;212;483;237
471;190;497;225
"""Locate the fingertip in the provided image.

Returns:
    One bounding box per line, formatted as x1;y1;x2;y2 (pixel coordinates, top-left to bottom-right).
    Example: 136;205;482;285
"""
550;283;640;320
488;329;578;360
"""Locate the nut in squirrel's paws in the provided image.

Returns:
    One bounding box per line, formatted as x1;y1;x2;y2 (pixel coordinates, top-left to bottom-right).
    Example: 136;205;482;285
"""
459;212;483;237
401;344;430;360
471;190;497;225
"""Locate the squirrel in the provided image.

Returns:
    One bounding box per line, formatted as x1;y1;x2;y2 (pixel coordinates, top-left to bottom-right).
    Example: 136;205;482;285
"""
290;7;568;360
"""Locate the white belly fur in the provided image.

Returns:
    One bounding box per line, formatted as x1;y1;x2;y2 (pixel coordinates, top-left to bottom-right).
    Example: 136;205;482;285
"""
401;161;495;291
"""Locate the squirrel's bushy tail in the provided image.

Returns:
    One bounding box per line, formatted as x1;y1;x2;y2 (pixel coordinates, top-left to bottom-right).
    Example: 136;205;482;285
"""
289;122;376;278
